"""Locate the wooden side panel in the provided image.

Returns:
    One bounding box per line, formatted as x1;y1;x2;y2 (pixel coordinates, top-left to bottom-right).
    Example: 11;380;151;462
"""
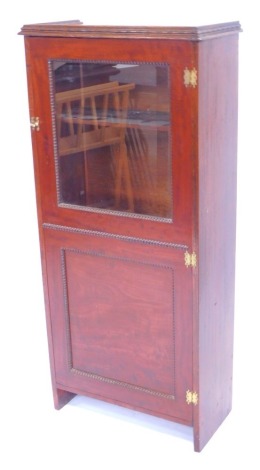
193;34;239;451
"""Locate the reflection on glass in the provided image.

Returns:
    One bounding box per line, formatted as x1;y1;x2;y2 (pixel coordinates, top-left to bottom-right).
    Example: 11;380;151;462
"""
51;61;172;219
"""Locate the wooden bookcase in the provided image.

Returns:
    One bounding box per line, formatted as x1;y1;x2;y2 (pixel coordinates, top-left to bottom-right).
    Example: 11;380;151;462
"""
19;21;241;451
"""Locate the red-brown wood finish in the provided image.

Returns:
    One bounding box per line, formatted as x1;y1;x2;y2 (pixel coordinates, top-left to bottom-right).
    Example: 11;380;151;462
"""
44;227;193;423
23;35;195;245
19;21;240;40
193;34;239;451
20;22;241;451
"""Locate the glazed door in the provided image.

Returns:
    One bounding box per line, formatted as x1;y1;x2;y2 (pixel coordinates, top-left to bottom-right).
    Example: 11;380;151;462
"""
26;36;195;424
26;36;194;245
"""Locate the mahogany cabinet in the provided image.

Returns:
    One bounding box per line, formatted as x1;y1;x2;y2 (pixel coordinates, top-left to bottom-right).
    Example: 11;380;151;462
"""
19;21;241;451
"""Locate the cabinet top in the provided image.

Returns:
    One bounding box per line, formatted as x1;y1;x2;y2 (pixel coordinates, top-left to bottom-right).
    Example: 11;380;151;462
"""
19;20;241;41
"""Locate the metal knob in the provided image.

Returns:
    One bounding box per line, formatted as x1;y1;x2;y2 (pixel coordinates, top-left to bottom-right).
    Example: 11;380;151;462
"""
30;117;40;131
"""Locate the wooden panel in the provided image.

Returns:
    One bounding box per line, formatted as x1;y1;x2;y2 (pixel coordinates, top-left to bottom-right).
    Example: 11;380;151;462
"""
44;227;193;424
193;33;239;451
64;248;175;395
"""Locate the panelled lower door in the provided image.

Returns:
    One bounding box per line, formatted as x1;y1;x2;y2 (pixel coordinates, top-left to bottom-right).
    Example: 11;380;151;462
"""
26;35;196;424
44;227;192;422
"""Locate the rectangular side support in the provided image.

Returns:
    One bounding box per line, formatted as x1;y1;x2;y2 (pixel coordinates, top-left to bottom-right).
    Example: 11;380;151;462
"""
193;33;239;451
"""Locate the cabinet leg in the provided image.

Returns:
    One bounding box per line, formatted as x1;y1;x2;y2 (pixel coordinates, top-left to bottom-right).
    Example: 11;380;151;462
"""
53;388;76;410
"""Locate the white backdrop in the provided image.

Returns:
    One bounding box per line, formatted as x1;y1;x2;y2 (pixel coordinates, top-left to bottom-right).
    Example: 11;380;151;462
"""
1;2;259;468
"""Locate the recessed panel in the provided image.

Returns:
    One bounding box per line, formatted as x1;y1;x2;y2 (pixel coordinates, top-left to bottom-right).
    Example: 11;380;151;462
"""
63;248;175;397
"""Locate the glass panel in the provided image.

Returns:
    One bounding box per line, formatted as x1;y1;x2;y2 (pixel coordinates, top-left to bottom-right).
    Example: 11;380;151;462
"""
51;61;172;219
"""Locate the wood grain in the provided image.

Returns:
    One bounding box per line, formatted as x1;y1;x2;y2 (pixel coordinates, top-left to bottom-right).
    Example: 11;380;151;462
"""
21;22;241;451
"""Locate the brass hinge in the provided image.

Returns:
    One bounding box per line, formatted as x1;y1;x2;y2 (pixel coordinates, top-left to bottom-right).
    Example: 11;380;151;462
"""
186;390;199;406
30;116;40;131
183;67;197;88
184;251;197;268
